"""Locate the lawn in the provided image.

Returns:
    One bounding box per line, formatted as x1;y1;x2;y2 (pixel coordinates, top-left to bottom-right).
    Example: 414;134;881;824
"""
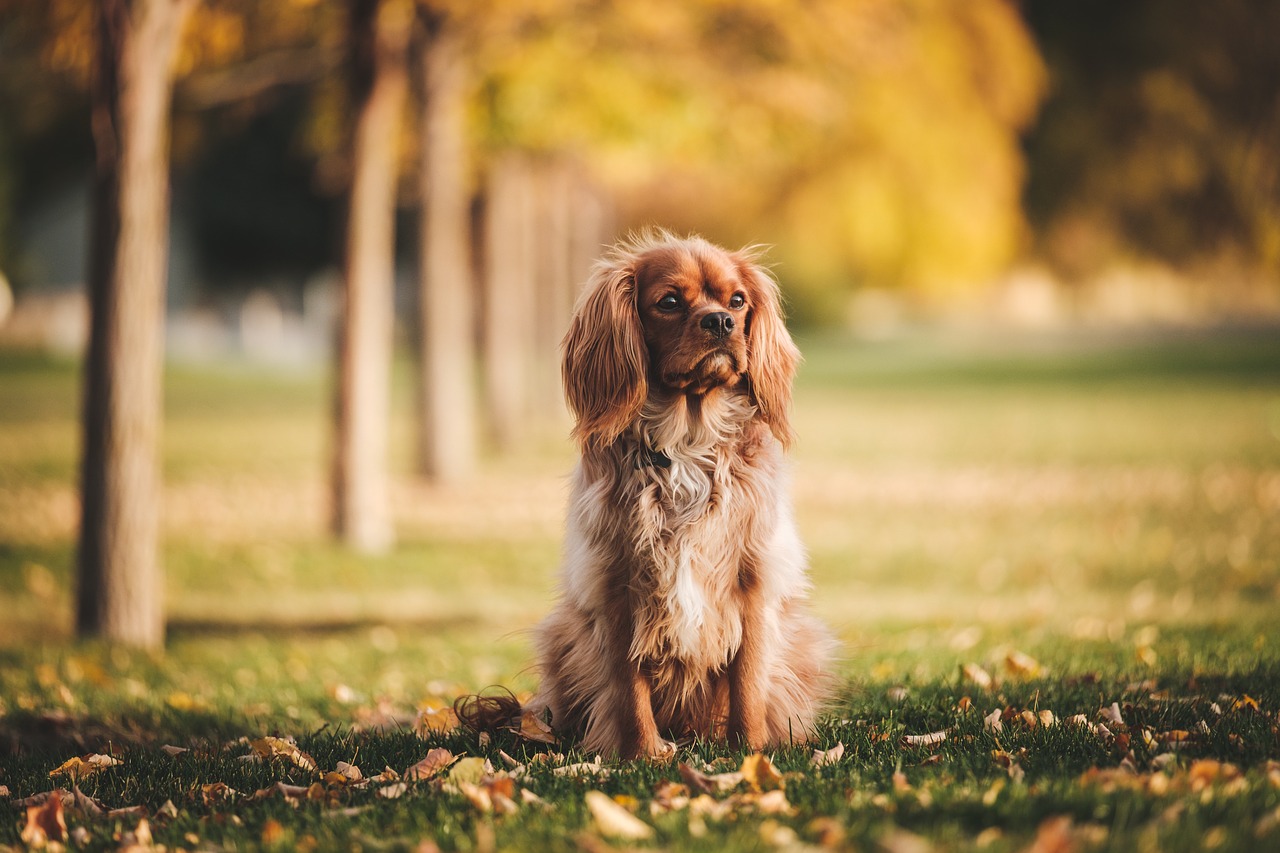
1;329;1278;851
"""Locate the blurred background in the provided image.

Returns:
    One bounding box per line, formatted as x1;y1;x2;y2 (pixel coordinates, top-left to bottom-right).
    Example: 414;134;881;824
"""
0;0;1278;717
3;0;1279;344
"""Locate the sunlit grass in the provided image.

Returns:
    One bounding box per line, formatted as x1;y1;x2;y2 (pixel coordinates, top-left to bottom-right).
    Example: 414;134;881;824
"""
1;330;1278;850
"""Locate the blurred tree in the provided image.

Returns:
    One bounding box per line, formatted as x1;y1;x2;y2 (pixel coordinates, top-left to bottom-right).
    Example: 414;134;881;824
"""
414;5;475;482
331;0;411;553
77;0;194;649
474;0;1045;312
1023;0;1280;280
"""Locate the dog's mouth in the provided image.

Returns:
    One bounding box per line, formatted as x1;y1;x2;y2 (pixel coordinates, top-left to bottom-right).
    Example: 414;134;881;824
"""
660;348;744;393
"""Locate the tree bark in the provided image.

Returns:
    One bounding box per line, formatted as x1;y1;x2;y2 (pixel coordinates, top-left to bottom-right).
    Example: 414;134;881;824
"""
415;13;474;482
482;152;536;450
78;0;193;649
331;0;410;553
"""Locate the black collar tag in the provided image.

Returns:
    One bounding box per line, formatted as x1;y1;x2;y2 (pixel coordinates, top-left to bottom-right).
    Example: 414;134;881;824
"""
637;448;672;469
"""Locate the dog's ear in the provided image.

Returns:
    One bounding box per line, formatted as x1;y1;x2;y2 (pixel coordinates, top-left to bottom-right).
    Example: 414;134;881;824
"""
736;253;800;448
562;258;648;450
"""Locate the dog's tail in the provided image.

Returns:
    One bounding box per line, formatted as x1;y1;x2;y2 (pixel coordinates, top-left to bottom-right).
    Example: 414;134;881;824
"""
453;686;524;735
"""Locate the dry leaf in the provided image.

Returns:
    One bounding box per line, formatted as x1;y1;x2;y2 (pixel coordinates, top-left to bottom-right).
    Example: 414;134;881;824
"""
415;706;459;736
516;710;558;744
49;753;122;780
1004;650;1042;679
160;745;189;757
902;730;948;747
552;760;611;779
811;743;845;767
377;782;409;800
21;794;67;847
585;790;654;840
753;788;794;815
247;736;317;772
1099;702;1125;726
740;753;784;792
983;708;1004;733
405;748;457;781
448;757;495;785
200;782;238;804
962;663;994;689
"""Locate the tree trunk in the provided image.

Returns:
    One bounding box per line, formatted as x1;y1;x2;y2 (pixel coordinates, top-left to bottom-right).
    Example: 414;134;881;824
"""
415;13;474;482
482;152;536;450
331;0;409;553
77;0;193;649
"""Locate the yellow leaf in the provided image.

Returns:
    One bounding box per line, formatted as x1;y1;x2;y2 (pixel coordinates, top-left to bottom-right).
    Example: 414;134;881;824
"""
416;706;459;736
248;737;316;772
49;753;121;780
1004;650;1042;679
404;748;456;781
585;790;654;840
447;756;493;785
740;753;784;792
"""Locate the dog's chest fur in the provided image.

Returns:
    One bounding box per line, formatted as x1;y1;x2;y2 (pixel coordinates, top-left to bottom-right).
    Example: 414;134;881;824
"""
620;394;774;669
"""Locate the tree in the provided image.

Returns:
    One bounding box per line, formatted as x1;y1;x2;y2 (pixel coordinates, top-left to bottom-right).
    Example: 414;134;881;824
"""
331;0;411;553
414;8;475;482
77;0;195;649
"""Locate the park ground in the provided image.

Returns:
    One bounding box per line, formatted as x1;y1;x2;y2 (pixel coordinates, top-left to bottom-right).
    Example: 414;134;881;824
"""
1;329;1279;851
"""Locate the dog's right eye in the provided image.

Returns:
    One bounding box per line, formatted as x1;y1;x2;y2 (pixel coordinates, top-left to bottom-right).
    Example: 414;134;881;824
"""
657;295;682;312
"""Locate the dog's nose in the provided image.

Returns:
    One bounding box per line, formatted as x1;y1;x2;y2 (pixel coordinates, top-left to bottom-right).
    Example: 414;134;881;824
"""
700;312;735;339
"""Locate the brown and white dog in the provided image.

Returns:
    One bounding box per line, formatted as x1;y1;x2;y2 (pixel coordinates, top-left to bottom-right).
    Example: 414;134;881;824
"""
520;231;834;759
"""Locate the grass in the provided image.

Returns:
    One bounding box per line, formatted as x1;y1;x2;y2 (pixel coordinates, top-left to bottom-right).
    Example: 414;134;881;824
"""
1;328;1279;850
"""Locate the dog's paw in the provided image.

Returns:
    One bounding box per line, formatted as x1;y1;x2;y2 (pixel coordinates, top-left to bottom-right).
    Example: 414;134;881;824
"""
645;738;678;761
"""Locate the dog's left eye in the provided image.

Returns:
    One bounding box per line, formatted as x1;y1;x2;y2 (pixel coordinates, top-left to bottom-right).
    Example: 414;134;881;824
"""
657;295;682;311
729;293;746;309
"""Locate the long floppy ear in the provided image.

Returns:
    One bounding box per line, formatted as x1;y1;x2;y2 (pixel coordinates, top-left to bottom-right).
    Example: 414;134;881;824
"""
736;253;801;449
561;258;648;450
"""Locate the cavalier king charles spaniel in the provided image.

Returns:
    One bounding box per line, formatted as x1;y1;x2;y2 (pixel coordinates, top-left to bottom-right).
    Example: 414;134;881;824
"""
513;231;835;759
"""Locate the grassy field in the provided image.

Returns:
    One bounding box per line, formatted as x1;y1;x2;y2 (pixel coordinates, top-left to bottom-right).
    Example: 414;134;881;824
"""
1;330;1278;850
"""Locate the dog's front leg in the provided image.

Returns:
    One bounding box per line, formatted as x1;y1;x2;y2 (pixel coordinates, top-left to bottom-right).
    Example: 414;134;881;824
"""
727;579;768;750
599;611;673;760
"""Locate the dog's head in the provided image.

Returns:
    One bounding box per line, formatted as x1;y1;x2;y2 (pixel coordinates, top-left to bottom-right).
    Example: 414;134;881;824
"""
562;232;799;450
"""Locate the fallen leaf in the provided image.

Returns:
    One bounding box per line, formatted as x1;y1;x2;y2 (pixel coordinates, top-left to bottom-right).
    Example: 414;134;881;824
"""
448;756;496;785
902;730;948;747
1099;702;1125;726
983;708;1004;733
516;710;559;744
160;745;189;757
405;748;457;781
247;736;317;772
962;663;994;689
1004;650;1042;679
552;760;611;779
200;781;238;804
585;790;654;840
415;705;460;736
753;789;794;815
261;818;286;844
377;782;409;800
811;743;845;767
49;752;122;780
741;753;784;792
21;794;67;847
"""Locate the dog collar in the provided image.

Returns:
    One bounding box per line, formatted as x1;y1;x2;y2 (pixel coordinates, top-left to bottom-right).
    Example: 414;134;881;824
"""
637;448;672;469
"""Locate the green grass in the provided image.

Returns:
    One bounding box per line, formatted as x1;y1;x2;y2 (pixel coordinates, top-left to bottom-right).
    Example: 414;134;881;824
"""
1;329;1279;850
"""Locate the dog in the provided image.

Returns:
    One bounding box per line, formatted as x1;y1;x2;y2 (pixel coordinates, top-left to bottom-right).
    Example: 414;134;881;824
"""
458;232;834;758
505;231;836;760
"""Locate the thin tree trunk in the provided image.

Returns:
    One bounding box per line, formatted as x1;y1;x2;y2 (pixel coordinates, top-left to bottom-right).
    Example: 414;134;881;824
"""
332;0;409;553
482;152;535;450
78;0;193;649
415;13;474;482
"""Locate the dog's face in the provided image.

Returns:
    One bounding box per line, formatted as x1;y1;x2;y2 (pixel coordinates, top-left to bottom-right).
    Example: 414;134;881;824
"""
563;233;800;450
633;243;750;395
